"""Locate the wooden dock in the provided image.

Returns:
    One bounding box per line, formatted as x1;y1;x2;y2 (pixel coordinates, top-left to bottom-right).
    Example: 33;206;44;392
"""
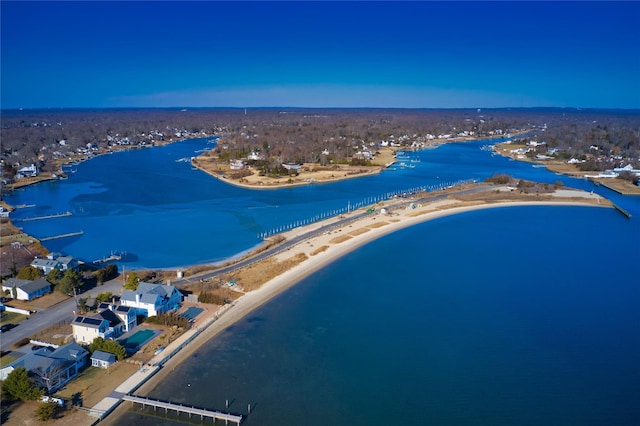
93;252;124;264
123;395;242;424
40;231;84;241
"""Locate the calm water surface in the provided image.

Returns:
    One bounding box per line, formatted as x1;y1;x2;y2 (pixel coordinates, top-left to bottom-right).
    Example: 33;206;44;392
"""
126;206;640;425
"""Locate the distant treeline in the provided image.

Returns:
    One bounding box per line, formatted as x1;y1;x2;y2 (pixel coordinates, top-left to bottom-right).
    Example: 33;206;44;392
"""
2;108;639;176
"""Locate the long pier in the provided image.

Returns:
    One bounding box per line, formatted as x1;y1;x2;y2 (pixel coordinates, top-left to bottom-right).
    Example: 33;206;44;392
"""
40;231;84;241
16;211;72;222
123;395;242;424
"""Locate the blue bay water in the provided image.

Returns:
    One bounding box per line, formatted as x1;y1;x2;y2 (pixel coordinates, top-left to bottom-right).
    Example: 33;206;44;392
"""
6;137;640;424
126;206;639;426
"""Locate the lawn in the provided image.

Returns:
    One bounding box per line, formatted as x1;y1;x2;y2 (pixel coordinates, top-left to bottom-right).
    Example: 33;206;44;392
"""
0;311;26;324
55;362;139;407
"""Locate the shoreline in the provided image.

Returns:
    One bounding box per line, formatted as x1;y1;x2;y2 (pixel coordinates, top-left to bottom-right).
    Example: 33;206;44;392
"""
101;190;609;424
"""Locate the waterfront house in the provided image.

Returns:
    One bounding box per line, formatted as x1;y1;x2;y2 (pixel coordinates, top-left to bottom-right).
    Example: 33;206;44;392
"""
0;343;89;393
91;350;116;369
120;282;183;317
2;277;51;301
71;303;137;343
31;253;78;274
30;258;61;274
15;164;38;179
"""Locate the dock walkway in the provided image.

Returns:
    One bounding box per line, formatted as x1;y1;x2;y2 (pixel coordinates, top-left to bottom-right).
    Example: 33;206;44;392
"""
123;395;242;424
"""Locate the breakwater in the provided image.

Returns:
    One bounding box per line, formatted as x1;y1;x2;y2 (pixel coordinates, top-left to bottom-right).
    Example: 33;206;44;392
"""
15;211;72;222
40;231;84;241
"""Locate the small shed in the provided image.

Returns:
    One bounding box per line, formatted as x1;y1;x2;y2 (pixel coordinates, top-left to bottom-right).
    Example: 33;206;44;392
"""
91;350;116;369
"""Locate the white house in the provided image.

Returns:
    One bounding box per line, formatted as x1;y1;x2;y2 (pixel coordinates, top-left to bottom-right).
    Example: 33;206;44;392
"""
71;303;137;344
15;164;38;179
2;278;51;301
71;315;110;344
120;282;182;317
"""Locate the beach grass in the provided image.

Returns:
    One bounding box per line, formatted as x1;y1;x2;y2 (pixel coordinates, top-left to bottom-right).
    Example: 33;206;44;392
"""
310;245;330;256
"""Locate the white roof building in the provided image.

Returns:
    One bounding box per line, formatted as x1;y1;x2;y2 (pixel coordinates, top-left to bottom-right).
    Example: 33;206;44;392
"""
120;282;182;317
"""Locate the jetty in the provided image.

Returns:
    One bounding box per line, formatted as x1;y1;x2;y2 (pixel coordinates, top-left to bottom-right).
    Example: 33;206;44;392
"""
123;395;242;424
40;231;84;241
613;203;632;219
16;211;72;222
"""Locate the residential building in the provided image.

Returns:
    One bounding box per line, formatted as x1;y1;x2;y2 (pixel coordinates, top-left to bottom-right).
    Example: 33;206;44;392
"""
30;253;78;274
71;316;110;344
91;350;116;369
120;282;182;317
0;343;89;393
2;278;51;301
71;303;137;343
15;164;38;179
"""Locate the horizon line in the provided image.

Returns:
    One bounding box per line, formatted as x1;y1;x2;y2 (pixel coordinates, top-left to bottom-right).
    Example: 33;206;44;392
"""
3;106;640;112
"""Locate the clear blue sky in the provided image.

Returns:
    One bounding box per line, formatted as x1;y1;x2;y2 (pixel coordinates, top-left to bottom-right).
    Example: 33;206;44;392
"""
2;1;639;109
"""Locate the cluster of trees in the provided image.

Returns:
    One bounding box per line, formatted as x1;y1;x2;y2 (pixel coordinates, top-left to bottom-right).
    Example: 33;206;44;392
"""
485;174;563;194
13;265;83;295
93;264;118;284
88;337;127;361
124;272;140;290
1;367;61;420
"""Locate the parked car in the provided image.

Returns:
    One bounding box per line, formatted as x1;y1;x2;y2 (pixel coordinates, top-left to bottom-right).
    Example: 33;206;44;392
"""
0;323;15;333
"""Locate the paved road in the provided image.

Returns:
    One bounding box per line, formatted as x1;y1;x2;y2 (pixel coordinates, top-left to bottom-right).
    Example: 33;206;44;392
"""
1;279;125;350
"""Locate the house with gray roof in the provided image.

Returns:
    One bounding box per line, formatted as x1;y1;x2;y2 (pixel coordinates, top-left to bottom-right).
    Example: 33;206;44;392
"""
2;277;52;300
31;253;78;274
91;350;116;369
0;343;89;393
120;282;182;317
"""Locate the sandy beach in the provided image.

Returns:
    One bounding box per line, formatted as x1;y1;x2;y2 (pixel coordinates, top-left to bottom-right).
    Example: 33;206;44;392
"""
96;186;609;424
